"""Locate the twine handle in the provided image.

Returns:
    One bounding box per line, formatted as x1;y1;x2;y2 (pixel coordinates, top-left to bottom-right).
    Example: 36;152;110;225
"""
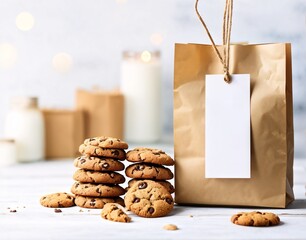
195;0;233;83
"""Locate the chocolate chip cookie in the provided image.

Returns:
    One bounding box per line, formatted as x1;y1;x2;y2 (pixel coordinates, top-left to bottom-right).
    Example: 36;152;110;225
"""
74;156;125;172
125;163;173;180
128;179;175;194
231;211;280;227
126;147;175;166
40;192;75;208
71;182;126;197
73;169;125;184
84;136;128;149
101;203;131;223
124;180;174;218
79;144;126;160
75;196;124;209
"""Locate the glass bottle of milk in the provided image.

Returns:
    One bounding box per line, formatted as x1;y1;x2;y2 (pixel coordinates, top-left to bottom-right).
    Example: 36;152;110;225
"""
121;51;161;143
4;97;45;162
0;139;17;167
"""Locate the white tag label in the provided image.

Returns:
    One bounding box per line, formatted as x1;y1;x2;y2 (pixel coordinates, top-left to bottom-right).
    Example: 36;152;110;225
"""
205;74;250;178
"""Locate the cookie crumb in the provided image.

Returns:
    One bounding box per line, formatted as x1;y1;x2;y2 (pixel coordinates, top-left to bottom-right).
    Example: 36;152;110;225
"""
54;208;62;213
79;209;84;212
163;224;178;231
189;214;193;218
10;209;17;213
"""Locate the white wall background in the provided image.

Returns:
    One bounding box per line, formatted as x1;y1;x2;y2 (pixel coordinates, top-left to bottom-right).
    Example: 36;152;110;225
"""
1;0;306;157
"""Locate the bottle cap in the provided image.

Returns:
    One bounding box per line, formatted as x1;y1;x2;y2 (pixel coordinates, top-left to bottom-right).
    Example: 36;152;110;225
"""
11;97;38;109
0;139;15;144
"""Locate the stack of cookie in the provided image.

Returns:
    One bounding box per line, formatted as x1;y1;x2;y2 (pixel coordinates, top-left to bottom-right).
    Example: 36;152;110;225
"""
125;148;175;194
71;137;128;209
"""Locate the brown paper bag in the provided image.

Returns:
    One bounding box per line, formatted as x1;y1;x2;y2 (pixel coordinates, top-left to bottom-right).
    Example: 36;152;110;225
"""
43;109;84;159
76;89;124;139
174;43;294;208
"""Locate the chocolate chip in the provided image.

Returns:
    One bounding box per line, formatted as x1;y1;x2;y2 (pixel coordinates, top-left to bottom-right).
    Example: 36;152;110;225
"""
148;207;154;214
90;200;96;206
109;140;113;145
133;198;140;203
112;150;119;156
165;198;173;204
135;165;145;171
54;209;62;213
10;210;17;213
102;163;109;169
80;158;86;164
138;182;147;189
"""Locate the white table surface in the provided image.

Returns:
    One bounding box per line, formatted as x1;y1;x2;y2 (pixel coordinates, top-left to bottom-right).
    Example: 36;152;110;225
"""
1;144;306;240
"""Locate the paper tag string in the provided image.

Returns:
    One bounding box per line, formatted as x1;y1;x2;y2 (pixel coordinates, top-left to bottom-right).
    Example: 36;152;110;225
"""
195;0;233;83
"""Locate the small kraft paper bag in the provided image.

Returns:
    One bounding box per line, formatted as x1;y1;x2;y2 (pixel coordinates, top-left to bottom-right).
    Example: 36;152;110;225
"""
76;89;124;139
174;0;294;208
43;109;84;159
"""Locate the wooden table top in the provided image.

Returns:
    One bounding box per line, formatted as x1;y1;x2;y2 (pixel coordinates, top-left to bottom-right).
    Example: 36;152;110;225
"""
1;148;306;240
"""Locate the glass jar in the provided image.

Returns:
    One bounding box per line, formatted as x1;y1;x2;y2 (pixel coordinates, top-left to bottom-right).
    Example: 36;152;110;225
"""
0;139;17;167
4;97;45;162
120;50;161;143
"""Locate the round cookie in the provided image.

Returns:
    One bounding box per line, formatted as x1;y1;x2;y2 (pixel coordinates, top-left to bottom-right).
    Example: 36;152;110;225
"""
128;179;175;194
75;196;124;209
73;169;125;184
40;192;75;208
231;211;280;227
79;144;126;160
125;163;173;180
126;147;174;166
74;156;125;172
101;203;131;223
71;182;126;197
84;136;128;149
124;180;174;218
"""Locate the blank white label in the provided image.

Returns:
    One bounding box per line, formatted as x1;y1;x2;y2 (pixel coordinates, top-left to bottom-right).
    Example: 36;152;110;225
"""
205;74;251;178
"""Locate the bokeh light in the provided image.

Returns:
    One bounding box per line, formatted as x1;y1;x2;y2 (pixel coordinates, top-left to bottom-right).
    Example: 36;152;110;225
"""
0;43;18;69
141;51;152;63
16;12;35;31
150;33;163;46
52;52;73;73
